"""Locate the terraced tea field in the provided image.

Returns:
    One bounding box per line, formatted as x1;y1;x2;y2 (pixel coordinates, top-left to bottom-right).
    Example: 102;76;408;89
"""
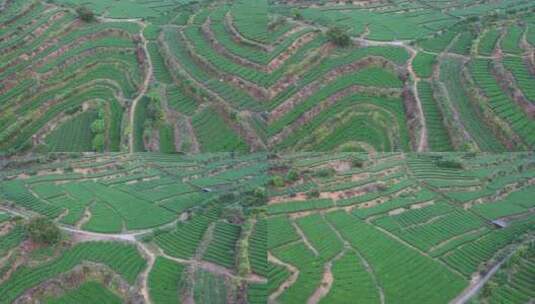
1;0;535;302
1;152;534;303
0;153;268;303
267;152;535;304
2;0;534;154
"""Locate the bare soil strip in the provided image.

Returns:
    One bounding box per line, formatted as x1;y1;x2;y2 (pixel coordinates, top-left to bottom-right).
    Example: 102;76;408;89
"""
291;220;319;256
268;252;299;303
307;249;346;304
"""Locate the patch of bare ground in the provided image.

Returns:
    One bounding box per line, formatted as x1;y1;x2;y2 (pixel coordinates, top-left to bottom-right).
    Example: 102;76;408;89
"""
178;267;194;304
520;28;534;69
330;160;352;172
352;185;417;210
284;186;418;219
351;172;371;181
0;221;14;236
271;24;310;47
186;118;201;153
410;200;435;209
72;162;115;175
75;205;92;229
270;170;399;205
319;182;388;201
286;204;352;219
524;50;535;76
268;43;335;98
388;207;405;215
268;31;318;72
0;247;16;269
0;10;69;69
55;208;69;224
268;192;308;205
268;252;299;304
307;249;345;304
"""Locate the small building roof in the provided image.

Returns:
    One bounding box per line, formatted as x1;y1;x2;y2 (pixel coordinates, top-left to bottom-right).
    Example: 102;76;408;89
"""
491;219;507;228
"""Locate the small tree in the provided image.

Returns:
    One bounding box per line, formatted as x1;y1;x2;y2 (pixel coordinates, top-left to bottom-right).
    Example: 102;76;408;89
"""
270;175;285;187
26;217;61;245
326;27;350;47
90;119;105;134
286;170;299;182
307;189;320;198
291;8;303;20
92;133;105;152
243;187;267;207
76;6;95;22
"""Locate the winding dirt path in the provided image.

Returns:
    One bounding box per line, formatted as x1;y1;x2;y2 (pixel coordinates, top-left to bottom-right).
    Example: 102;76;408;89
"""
137;242;156;304
324;214;385;304
406;48;428;152
268;251;299;303
1;203;265;299
95;17;153;153
291;220;319;256
307;249;346;304
355;38;429;152
449;245;521;304
129;22;152;153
